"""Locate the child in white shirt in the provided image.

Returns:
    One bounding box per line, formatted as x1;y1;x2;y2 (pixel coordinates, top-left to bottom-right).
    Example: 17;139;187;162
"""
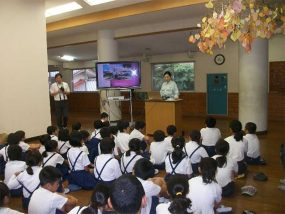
28;166;77;214
47;125;59;142
0;182;24;214
116;120;131;154
39;134;51;155
72;122;81;132
14;130;30;152
91;120;104;139
244;122;266;165
225;120;248;176
164;125;177;153
150;130;168;170
200;116;221;157
184;130;208;175
129;121;150;153
58;128;71;159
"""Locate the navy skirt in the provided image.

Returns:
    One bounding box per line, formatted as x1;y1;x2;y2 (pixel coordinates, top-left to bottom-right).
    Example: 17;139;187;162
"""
68;170;96;189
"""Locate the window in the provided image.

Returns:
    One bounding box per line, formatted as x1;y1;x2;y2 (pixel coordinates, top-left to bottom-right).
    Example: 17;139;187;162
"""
152;62;195;91
48;71;59;87
72;68;97;92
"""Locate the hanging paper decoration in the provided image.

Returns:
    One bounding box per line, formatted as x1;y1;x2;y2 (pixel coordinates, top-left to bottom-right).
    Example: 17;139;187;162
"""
189;0;285;54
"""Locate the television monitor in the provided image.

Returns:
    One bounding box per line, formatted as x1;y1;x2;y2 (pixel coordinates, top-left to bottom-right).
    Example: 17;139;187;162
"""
96;61;141;89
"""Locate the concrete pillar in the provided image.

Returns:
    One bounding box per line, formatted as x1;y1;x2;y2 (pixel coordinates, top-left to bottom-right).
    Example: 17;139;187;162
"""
239;39;268;132
97;30;121;121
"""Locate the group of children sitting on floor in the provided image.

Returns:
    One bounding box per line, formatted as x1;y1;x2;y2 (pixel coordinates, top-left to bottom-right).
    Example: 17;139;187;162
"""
0;113;265;214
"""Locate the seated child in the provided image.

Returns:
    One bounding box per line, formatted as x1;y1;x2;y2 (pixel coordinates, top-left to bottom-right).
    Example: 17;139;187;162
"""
200;116;221;157
57;128;71;159
133;158;161;214
100;112;109;123
156;175;191;214
150;130;168;170
47;125;59;141
28;166;77;214
116;120;131;154
94;137;121;186
212;139;238;197
0;182;24;214
129;121;150;152
188;157;222;214
244;122;266;165
109;175;146;214
7;150;42;210
184;130;208;175
165;136;192;180
0;133;21;163
120;138;144;174
164;125;177;153
225;120;248;176
91;120;104;139
14;130;30;152
72;122;81;132
5;145;26;197
39;134;51;155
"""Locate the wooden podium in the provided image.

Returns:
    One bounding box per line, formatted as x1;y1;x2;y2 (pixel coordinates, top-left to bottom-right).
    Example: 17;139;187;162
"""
145;99;183;135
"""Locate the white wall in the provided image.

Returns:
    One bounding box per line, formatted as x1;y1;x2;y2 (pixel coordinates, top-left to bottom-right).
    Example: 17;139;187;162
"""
0;0;51;137
269;35;285;62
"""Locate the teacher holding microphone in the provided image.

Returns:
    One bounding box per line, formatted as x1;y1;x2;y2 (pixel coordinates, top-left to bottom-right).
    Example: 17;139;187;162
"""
160;71;179;100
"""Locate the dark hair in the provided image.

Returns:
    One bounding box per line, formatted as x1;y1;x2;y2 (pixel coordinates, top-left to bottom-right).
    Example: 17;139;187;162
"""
171;136;186;164
205;116;216;128
47;126;57;135
189;130;201;143
39;134;51;146
69;131;83;147
0;182;10;206
7;133;20;146
42;140;58;158
110;126;119;135
100;137;115;154
245;122;257;134
167;175;191;214
200;157;217;184
15;130;25;140
153;130;165;142
126;138;141;156
167;125;177;136
81;207;96;214
215;139;229;168
72;122;82;131
164;71;172;77
80;130;90;141
58;128;69;142
110;175;145;214
102;121;110;128
100;112;109;119
39;166;62;186
134;121;146;130
133;158;155;180
89;183;110;214
8;145;22;161
25;150;43;175
117;120;129;132
55;73;62;78
229;120;243;141
94;120;104;129
100;127;112;139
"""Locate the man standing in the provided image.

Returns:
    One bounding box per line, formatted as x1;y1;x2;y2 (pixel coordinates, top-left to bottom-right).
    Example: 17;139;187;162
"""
50;73;70;128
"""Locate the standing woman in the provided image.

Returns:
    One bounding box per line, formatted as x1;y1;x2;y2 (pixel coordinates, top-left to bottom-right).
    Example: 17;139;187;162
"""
50;73;70;128
160;71;179;100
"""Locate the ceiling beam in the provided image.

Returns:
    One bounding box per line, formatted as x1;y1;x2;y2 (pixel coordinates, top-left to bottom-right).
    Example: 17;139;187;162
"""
46;0;207;32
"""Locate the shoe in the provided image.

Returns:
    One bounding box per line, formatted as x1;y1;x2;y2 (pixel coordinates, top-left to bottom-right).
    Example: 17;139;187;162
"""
278;184;285;191
253;172;268;181
216;205;232;213
63;188;70;194
242;210;256;214
241;185;257;196
280;179;285;185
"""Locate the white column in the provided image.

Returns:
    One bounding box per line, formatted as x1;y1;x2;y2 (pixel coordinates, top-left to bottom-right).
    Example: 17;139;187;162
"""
97;30;122;121
0;0;51;137
239;39;268;132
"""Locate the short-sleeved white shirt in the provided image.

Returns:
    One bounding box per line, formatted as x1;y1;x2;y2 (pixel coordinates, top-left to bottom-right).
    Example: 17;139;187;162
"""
68;206;90;214
0;146;9;161
164;136;174;153
58;140;71;154
120;151;143;174
212;155;237;187
19;141;30;152
4;160;26;184
244;134;260;158
7;166;42;198
94;154;122;181
39;145;45;154
150;141;169;165
165;154;192;176
28;187;68;214
129;129;144;141
50;135;58;142
80;144;89;155
67;147;90;171
184;141;208;164
200;127;221;147
116;132;130;153
225;136;248;162
187;176;222;214
50;82;70;101
156;202;171;214
0;207;24;214
137;177;161;214
90;129;102;140
43;152;64;167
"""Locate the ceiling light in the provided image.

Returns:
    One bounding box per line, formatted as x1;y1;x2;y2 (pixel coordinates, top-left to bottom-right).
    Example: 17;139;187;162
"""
60;55;75;61
83;0;115;6
45;2;82;18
